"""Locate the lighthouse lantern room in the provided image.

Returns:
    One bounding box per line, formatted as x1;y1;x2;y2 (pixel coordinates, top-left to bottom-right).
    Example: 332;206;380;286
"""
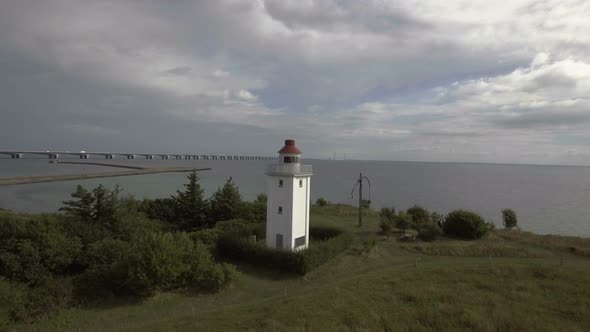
265;139;313;251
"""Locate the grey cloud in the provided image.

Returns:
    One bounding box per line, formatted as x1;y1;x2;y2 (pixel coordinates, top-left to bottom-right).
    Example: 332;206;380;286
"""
162;66;192;76
1;0;590;164
495;110;590;129
264;0;431;34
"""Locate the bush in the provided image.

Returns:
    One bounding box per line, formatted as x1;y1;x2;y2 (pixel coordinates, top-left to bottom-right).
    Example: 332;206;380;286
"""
216;219;265;239
417;223;441;242
189;228;221;248
0;213;82;285
502;209;518;229
407;205;431;226
217;226;353;275
442;210;488;239
395;212;412;236
10;277;74;323
379;219;393;237
431;212;444;228
309;225;343;241
316;198;329;207
79;232;237;298
379;207;396;237
0;277;25;324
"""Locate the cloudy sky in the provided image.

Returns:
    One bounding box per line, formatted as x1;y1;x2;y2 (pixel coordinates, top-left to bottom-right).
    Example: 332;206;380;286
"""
1;0;589;164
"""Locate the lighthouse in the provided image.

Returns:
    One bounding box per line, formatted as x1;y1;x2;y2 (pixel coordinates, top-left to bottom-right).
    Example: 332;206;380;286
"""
265;139;313;251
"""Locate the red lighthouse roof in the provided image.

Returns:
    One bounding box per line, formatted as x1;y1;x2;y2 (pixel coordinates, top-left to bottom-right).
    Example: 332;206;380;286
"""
278;139;302;154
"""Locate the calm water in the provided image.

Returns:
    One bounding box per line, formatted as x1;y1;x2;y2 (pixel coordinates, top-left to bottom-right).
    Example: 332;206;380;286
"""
1;158;589;237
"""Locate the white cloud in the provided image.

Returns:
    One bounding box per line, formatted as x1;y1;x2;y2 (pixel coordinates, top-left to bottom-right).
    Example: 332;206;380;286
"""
235;89;258;102
1;1;590;164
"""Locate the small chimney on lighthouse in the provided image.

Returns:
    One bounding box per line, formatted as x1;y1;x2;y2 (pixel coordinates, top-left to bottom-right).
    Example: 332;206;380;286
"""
265;139;313;251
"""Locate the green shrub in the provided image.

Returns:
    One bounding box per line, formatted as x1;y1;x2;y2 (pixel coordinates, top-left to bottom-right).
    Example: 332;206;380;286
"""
417;223;441;242
0;277;25;324
188;262;238;293
76;238;136;298
79;232;237;298
379;207;396;237
309;225;343;241
189;228;221;248
395;212;412;236
442;210;488;239
316;198;329;207
215;219;265;239
407;205;431;226
0;213;82;285
502;209;518;229
217;226;352;275
379;219;393;237
10;277;74;323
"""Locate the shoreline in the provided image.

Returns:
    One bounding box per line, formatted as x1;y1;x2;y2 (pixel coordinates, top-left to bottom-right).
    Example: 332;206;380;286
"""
0;167;211;186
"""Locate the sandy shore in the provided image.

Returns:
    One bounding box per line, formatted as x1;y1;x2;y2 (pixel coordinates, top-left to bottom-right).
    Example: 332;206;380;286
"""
0;167;211;186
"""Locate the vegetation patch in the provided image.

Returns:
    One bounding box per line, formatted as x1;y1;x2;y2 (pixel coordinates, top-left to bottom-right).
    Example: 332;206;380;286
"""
495;229;590;258
217;225;353;275
442;209;492;240
400;242;545;258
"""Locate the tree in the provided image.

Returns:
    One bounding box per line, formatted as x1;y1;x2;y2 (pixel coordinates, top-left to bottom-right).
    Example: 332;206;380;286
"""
407;205;431;226
395;212;412;236
59;185;94;221
91;185;120;226
239;194;267;224
255;193;267;204
209;177;242;224
502;209;518;229
60;184;120;225
171;171;207;231
379;207;395;221
139;198;176;224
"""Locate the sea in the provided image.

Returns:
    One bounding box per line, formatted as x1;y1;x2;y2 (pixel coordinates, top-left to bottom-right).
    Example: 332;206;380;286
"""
1;157;589;237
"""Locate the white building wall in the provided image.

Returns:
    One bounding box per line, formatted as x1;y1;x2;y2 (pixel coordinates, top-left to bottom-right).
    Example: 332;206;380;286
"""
291;176;310;250
266;175;294;249
265;174;311;250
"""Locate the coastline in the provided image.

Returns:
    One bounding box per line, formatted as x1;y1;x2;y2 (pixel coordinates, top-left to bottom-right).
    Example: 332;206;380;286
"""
0;167;211;186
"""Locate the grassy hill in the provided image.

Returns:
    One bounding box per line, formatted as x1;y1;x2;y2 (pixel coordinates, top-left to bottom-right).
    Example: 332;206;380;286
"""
13;205;590;331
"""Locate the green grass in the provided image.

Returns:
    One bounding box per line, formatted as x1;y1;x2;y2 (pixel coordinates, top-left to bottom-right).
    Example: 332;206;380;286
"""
8;205;590;331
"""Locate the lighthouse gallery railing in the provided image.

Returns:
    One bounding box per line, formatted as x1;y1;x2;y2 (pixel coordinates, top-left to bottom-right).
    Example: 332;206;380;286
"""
266;164;313;175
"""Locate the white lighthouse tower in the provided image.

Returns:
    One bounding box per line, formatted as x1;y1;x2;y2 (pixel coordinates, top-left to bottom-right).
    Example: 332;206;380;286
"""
265;139;313;251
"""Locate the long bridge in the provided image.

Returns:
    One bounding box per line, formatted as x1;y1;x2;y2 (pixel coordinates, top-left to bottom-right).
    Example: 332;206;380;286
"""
0;150;277;161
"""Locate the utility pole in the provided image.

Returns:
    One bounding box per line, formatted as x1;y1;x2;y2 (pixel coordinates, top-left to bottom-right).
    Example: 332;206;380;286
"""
351;173;371;228
358;172;363;227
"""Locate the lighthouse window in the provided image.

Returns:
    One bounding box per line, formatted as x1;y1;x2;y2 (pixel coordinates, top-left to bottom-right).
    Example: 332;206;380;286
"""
295;236;306;247
299;179;303;187
283;156;300;163
278;206;283;214
279;179;283;187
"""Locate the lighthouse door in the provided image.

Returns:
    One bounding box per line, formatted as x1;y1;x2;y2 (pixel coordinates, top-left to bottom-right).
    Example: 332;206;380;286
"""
276;234;283;249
